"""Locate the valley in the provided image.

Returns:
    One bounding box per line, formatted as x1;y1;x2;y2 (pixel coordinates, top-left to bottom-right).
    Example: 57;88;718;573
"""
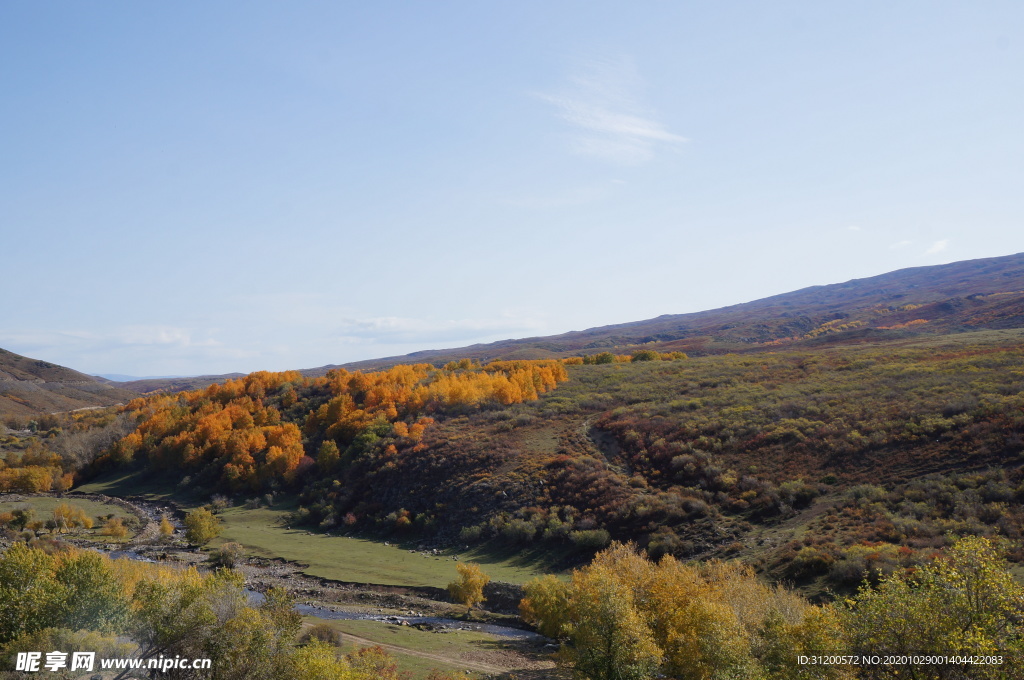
5;255;1024;678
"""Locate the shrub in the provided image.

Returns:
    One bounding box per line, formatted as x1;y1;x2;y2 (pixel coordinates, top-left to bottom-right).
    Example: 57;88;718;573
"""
299;623;340;646
569;529;611;551
779;480;818;509
100;517;128;540
787;546;835;579
459;525;483;542
501;519;537;544
647;527;685;560
184;507;221;545
213;542;245;568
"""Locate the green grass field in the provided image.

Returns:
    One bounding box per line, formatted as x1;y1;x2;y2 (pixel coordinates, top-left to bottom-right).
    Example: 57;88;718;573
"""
212;503;555;588
0;495;137;540
75;466;202;501
76;467;560;588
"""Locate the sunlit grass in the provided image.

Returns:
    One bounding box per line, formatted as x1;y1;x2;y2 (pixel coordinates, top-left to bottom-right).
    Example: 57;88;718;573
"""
213;503;558;588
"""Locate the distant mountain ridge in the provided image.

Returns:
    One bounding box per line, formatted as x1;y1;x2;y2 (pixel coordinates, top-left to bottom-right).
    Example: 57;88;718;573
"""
109;374;247;394
5;252;1024;401
94;373;186;382
315;252;1024;372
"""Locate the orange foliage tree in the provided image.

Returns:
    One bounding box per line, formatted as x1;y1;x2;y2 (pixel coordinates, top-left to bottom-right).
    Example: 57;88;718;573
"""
100;360;569;496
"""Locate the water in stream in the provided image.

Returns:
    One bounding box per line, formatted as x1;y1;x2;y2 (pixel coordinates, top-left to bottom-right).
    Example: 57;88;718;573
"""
102;549;543;640
246;589;541;640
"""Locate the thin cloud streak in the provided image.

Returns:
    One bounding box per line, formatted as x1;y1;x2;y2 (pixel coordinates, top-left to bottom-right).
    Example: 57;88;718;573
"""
335;315;546;345
0;326;219;352
0;326;250;376
538;56;686;164
925;239;949;255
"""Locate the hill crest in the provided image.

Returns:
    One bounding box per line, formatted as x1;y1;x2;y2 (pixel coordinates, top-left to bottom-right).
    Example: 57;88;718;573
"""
0;348;138;418
317;251;1024;372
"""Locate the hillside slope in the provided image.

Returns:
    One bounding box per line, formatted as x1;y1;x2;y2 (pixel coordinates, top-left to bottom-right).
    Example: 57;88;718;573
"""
0;348;137;418
325;252;1024;371
87;329;1024;598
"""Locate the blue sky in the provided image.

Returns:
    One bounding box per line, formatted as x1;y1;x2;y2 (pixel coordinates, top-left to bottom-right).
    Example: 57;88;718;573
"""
2;2;1023;376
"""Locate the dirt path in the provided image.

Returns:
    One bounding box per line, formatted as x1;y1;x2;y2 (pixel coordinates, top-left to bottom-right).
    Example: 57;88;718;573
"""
338;630;511;675
576;415;630;475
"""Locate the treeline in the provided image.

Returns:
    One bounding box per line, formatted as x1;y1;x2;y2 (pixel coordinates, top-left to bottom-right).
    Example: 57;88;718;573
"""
522;537;1024;679
0;440;73;493
98;361;568;495
0;544;459;680
3;536;1020;678
562;350;688;365
1;409;134;493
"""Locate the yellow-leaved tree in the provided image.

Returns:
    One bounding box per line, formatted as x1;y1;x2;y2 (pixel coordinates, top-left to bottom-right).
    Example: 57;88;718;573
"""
447;563;489;611
184;507;221;545
843;535;1024;679
52;502;93;533
521;543;850;680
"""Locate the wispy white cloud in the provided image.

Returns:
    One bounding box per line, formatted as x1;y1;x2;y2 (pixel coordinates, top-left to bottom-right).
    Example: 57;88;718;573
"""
925;239;949;255
0;326;216;351
0;326;234;375
538;56;686;164
335;315;545;345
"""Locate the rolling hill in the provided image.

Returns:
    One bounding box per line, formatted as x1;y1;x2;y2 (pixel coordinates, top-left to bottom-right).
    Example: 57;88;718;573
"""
86;327;1024;600
101;373;247;394
0;348;138;419
76;252;1024;394
324;251;1024;371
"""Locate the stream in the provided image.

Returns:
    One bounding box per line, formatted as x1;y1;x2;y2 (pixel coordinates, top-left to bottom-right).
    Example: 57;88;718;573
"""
103;549;544;641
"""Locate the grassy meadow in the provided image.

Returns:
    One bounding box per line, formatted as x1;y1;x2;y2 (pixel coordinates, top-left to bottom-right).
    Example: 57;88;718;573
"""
0;494;138;542
78;467;559;588
210;503;555;587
